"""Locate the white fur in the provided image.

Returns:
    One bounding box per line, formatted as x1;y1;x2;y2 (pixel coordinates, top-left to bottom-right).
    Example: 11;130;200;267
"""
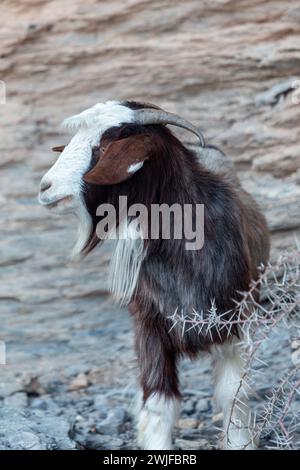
108;221;145;305
39;101;135;257
72;203;93;258
127;162;144;174
212;340;255;450
137;393;180;450
61;101;133;132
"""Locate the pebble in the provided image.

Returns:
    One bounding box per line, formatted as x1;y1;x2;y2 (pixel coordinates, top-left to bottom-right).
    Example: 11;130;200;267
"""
7;431;44;450
212;412;223;423
196;398;211;414
182;399;195;415
69;373;88;391
0;407;75;450
177;418;199;429
175;438;211;450
95;407;127;435
4;392;28;408
76;432;124;450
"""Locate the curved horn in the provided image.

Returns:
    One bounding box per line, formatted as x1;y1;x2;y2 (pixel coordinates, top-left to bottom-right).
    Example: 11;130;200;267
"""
134;108;205;147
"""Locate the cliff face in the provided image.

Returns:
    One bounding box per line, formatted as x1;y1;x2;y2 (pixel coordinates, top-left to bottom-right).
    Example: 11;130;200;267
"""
0;0;299;450
1;0;300;252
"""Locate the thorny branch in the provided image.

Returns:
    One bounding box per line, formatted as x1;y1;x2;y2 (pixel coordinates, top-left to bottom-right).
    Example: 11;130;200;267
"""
169;249;300;449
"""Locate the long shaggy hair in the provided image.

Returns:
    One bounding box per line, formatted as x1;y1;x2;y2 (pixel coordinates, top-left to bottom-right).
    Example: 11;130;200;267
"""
81;115;269;375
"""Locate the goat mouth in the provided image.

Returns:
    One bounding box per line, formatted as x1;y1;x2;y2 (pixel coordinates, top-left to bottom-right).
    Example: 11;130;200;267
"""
44;195;73;209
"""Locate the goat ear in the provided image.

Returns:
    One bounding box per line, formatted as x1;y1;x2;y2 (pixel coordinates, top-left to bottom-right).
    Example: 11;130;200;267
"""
83;134;152;185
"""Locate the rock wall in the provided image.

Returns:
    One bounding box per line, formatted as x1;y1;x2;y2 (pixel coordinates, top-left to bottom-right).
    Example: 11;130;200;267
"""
1;0;300;253
0;0;299;450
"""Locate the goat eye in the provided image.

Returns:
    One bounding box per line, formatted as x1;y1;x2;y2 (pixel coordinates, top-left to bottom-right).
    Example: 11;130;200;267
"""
92;146;106;161
52;145;65;153
92;146;102;159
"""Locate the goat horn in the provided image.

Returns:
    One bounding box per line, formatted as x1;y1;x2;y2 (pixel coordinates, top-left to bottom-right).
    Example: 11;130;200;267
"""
134;109;205;147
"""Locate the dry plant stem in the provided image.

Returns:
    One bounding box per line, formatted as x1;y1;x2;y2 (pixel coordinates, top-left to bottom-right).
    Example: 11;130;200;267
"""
169;249;300;449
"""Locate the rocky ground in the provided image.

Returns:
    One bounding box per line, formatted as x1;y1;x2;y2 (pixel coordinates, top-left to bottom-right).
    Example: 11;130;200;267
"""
0;0;299;450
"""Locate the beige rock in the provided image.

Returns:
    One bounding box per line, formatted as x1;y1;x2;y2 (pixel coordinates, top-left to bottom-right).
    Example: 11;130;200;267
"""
212;412;223;423
177;417;199;429
69;373;88;391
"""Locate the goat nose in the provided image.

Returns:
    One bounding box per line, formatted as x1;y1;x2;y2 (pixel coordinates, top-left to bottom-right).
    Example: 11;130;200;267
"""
40;180;52;193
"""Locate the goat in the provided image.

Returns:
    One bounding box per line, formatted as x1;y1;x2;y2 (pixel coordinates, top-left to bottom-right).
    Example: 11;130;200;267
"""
39;100;270;450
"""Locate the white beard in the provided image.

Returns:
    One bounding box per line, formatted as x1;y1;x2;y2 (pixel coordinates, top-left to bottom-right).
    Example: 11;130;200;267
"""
108;221;145;306
71;200;93;259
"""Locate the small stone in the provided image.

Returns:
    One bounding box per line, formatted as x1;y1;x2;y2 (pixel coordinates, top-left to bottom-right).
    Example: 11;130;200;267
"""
212;412;223;423
95;407;127;434
175;437;210;450
8;431;44;450
30;397;61;415
177;418;199;429
291;348;300;366
34;415;75;450
72;416;94;437
291;339;300;350
30;398;49;411
182;399;195;415
4;392;28;408
0;407;76;450
196;398;211;414
69;373;88;391
181;428;204;440
86;368;103;385
76;432;124;450
64;364;91;377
